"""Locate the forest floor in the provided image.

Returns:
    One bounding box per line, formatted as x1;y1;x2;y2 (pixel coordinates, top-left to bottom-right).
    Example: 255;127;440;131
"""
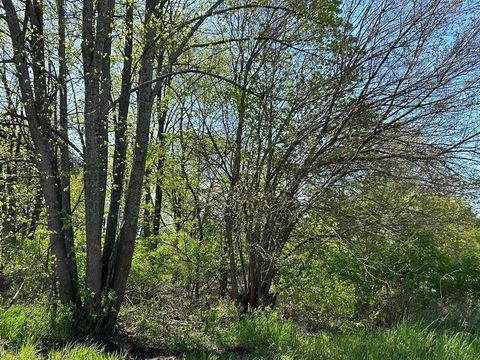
2;303;480;359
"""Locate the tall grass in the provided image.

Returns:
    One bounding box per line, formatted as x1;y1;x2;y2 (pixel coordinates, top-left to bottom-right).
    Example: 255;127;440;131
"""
0;343;125;359
200;308;480;359
2;303;480;359
48;344;125;360
0;305;124;359
0;303;79;346
219;314;480;360
0;305;50;348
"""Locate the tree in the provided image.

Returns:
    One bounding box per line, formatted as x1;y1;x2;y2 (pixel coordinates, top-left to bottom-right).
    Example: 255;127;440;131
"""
1;0;79;305
184;0;480;310
1;0;479;334
0;0;254;329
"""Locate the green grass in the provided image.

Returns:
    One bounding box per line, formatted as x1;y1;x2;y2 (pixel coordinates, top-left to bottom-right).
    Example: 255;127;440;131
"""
0;305;49;348
0;304;77;347
175;309;480;359
0;305;124;359
47;344;125;359
0;342;125;359
2;304;480;359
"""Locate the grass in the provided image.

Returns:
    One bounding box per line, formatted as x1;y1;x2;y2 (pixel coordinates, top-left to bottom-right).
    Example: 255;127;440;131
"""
47;344;125;359
0;305;125;359
0;303;77;347
171;309;480;359
0;342;125;359
2;303;480;359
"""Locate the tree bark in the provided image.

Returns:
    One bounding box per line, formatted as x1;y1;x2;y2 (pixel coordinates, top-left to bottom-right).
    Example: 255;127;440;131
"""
82;0;115;306
225;53;255;303
103;0;134;290
2;0;77;304
109;0;159;321
58;0;80;304
152;93;168;236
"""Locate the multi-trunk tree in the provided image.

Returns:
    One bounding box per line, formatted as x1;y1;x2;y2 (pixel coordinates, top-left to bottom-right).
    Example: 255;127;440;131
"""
183;0;480;310
0;0;479;332
0;0;228;328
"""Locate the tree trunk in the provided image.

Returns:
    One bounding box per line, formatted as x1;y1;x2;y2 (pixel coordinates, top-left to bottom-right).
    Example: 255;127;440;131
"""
108;0;159;322
58;0;80;304
2;0;78;305
152;94;168;236
225;54;254;303
82;0;115;306
103;0;134;290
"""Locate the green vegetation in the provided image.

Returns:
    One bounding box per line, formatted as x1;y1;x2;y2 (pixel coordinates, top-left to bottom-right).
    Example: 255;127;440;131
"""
2;0;480;358
0;307;124;359
2;172;480;359
3;303;480;359
0;343;124;360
